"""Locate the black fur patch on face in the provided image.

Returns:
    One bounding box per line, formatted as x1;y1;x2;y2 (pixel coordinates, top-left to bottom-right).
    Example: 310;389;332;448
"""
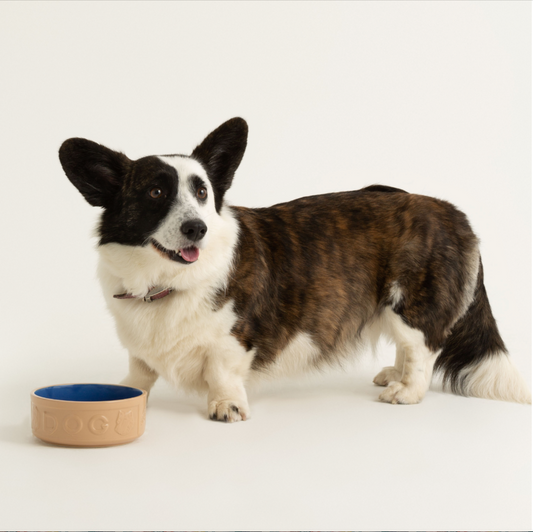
59;138;179;247
98;156;179;246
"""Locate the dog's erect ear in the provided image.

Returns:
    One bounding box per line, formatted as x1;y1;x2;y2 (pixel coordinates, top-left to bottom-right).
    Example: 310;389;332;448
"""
191;117;248;211
59;138;131;207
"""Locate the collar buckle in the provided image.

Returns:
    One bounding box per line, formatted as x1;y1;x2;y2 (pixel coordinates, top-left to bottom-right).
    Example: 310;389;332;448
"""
114;286;174;302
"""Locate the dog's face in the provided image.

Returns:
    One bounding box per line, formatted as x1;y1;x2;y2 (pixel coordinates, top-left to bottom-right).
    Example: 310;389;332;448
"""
59;118;248;266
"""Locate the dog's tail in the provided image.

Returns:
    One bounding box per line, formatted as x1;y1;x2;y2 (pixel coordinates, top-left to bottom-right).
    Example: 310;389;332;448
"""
434;259;531;404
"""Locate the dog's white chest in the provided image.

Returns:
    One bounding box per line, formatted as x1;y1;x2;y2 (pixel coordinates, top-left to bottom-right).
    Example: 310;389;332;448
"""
106;286;243;390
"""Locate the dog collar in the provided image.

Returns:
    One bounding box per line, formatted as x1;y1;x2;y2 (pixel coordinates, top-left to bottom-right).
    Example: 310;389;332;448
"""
113;286;174;303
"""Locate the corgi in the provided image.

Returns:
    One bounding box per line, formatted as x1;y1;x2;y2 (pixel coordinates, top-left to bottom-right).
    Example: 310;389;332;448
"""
59;117;531;422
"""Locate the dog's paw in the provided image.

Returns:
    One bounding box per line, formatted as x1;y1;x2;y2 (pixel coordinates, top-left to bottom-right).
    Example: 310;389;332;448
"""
373;366;402;387
378;381;423;405
208;399;250;423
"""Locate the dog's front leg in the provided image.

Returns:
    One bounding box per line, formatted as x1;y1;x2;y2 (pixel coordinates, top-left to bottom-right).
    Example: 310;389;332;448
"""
204;349;251;423
120;355;159;396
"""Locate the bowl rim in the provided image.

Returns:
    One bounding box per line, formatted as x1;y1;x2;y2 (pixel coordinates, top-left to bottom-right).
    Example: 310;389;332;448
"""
31;383;147;405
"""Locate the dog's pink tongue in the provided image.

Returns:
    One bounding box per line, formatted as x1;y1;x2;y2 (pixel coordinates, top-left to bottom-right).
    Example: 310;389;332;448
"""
180;246;199;262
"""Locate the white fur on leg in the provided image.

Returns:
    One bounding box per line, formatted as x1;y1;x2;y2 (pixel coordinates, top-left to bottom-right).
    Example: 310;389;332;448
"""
373;366;402;387
205;358;251;422
377;308;438;404
373;344;406;386
203;336;252;422
120;355;159;396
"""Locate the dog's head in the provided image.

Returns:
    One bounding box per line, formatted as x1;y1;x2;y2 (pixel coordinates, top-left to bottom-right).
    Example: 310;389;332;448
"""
59;118;247;266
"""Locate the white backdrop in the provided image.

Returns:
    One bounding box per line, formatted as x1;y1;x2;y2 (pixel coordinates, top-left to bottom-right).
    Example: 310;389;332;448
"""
0;2;530;530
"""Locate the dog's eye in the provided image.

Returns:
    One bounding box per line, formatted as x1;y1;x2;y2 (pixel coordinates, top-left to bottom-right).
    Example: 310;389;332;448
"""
149;187;163;199
197;187;207;200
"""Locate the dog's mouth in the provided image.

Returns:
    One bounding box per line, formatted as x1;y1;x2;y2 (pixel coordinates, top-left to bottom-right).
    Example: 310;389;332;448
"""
151;239;200;265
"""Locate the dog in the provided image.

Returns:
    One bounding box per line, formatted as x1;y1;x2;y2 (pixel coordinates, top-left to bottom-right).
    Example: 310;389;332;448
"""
59;117;531;422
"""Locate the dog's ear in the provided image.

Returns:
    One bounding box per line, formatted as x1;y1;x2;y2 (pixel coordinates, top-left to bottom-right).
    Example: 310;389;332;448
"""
59;138;131;208
191;117;248;211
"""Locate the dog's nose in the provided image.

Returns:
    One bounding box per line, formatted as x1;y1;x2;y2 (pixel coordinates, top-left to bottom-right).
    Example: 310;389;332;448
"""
180;219;207;241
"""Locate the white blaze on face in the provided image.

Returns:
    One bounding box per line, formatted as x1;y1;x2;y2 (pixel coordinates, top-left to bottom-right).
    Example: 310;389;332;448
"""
152;156;216;252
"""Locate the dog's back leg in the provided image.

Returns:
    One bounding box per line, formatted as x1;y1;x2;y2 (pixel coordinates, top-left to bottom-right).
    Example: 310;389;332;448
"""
376;308;439;404
373;344;405;387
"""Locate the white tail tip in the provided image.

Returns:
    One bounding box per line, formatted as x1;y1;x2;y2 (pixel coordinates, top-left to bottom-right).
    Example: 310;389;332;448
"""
453;353;531;404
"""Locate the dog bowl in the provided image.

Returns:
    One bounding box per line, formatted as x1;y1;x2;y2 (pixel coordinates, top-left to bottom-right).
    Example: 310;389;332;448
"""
31;384;147;447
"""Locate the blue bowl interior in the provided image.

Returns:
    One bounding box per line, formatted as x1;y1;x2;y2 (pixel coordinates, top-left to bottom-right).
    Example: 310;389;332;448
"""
34;384;143;402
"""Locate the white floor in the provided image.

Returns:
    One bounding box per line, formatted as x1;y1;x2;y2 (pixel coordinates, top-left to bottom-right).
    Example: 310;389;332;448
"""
2;353;530;531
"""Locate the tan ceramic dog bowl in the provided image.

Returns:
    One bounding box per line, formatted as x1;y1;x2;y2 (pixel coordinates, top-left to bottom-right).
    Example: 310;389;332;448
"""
31;384;147;446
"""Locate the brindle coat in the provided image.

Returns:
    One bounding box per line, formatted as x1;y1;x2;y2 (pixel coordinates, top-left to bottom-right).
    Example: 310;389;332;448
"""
216;187;502;392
